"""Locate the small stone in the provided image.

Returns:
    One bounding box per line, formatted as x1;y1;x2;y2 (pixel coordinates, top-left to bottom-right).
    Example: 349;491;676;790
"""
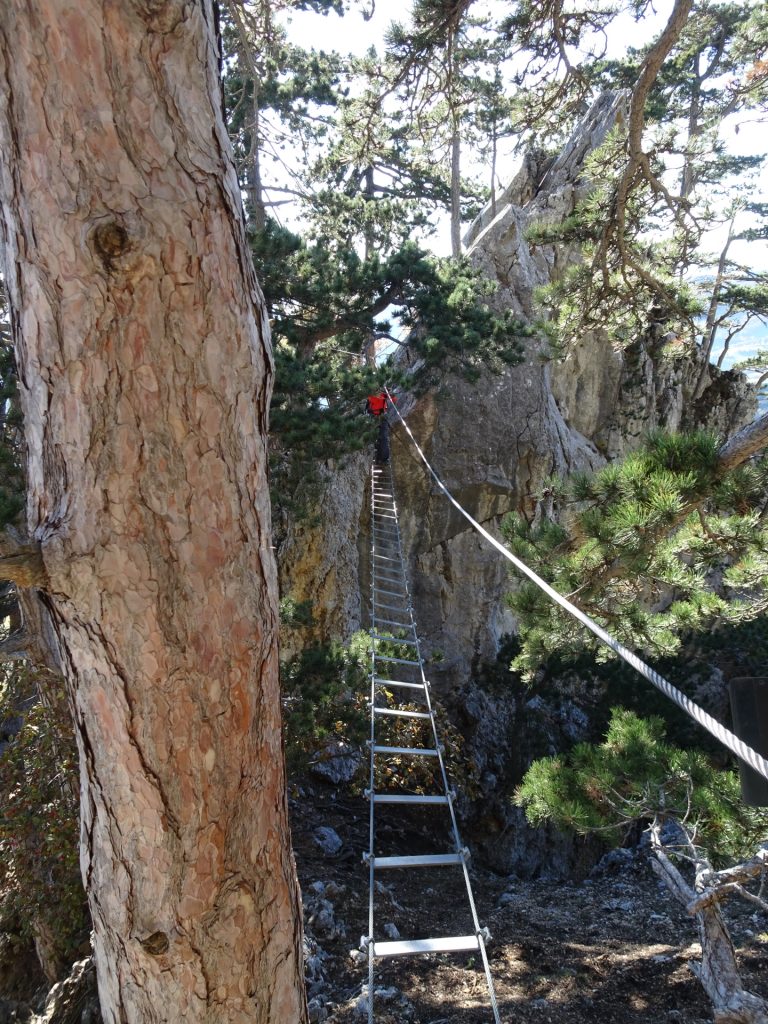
307;996;329;1022
603;898;634;913
310;742;363;784
590;847;635;878
383;922;400;940
313;826;343;857
306;898;344;941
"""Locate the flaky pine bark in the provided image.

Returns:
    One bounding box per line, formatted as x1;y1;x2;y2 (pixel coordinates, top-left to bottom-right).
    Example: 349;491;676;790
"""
0;3;307;1023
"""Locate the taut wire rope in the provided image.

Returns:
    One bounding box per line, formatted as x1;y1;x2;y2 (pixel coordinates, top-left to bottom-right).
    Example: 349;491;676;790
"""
384;387;768;784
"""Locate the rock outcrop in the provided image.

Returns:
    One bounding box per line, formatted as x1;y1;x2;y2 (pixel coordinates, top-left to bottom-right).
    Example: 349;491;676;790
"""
276;453;369;661
276;92;757;875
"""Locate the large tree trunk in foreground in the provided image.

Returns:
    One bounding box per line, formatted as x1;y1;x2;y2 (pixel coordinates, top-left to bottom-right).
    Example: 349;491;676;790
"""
0;2;307;1022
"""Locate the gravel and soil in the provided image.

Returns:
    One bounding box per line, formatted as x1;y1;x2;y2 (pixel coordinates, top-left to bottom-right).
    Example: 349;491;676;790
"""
291;787;768;1024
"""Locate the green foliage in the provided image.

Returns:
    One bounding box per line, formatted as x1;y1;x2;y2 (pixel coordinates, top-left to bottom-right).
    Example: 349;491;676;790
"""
504;431;768;675
732;347;768;397
533;2;768;356
0;666;87;974
517;708;768;865
281;634;369;775
279;595;315;628
253;221;529;369
255;218;530;517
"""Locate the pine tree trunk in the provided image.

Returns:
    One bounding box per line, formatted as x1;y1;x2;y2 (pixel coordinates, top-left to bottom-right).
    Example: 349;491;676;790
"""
451;129;462;258
692;902;768;1024
650;832;768;1024
0;3;307;1022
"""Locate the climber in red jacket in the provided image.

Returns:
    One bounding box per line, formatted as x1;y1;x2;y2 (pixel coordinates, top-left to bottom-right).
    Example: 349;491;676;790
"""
365;391;396;463
365;392;388;417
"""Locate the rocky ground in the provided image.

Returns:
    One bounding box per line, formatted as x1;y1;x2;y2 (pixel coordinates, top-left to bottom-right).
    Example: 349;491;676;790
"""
292;785;768;1024
2;779;766;1024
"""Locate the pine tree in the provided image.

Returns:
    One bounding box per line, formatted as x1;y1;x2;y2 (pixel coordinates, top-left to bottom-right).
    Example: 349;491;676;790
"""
503;426;768;675
517;708;768;1024
535;0;768;356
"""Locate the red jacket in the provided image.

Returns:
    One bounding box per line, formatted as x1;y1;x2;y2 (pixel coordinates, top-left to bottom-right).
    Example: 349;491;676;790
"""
366;393;388;416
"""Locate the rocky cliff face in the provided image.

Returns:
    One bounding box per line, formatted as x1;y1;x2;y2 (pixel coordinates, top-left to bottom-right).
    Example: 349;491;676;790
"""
276;92;757;875
276;454;369;662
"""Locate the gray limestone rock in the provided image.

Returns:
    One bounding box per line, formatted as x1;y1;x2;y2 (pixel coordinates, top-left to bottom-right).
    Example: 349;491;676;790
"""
31;959;101;1024
274;91;758;881
305;894;346;942
309;742;363;785
313;826;343;857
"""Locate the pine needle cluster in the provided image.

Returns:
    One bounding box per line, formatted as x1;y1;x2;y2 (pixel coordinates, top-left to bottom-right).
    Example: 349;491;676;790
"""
503;430;768;675
516;708;768;865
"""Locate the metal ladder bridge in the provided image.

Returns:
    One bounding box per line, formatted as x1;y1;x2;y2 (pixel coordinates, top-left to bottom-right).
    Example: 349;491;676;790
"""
361;461;502;1023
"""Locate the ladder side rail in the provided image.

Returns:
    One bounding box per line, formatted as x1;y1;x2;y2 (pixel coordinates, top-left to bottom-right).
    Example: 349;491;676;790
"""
385;462;503;1024
367;465;378;1024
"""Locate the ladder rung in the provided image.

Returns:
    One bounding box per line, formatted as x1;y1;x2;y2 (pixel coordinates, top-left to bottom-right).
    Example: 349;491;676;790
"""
371;794;450;805
373;707;431;720
373;587;408;599
374;512;397;520
369;854;464;870
370;634;418;646
374;678;425;691
372;935;480;958
372;618;413;629
372;745;439;757
373;554;400;562
374;655;421;665
374;601;411;613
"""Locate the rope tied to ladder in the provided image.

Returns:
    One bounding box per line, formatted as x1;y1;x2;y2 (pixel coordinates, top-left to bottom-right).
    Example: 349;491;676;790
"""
383;387;768;784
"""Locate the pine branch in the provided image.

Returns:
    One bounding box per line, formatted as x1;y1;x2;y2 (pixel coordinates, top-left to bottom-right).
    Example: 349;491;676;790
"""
718;411;768;473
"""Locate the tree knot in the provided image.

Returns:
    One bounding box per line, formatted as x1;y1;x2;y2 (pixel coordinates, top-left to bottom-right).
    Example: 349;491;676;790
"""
91;221;132;271
140;931;169;956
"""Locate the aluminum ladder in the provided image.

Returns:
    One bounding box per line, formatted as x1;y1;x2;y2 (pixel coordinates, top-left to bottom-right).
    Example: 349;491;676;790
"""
361;461;502;1023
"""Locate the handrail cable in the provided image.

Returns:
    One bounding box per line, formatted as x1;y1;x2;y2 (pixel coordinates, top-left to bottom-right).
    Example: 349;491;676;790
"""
384;387;768;784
